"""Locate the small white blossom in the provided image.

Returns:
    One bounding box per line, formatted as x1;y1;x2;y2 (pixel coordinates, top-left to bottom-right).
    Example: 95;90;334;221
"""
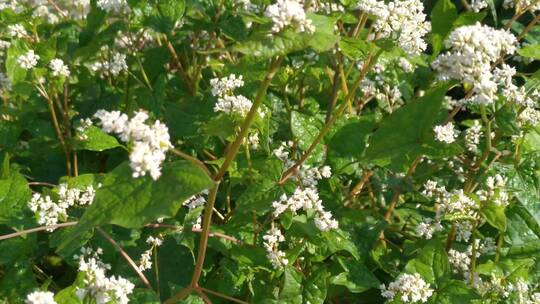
25;291;57;304
8;24;26;38
262;226;288;269
434;122;458;144
265;0;315;34
96;0;129;13
17;50;40;70
272;187;338;231
49;58;70;77
381;273;434;303
93;110;171;180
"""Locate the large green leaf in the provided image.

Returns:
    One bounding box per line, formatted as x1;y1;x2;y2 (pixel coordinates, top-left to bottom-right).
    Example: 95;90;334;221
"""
329;257;380;293
518;44;540;60
405;241;450;286
430;0;458;55
234;14;337;58
431;280;480;304
363;84;449;171
5;40;27;84
57;160;214;251
0;172;31;226
279;266;303;304
74;126;123;152
480;201;507;232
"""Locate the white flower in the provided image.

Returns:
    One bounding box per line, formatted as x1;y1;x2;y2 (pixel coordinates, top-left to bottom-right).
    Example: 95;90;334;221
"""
503;0;540;12
8;24;26;38
470;0;488;12
464;121;482;152
76;252;134;304
415;218;442;239
214;94;253;117
25;291;57;304
49;58;70;77
262;227;288;269
265;0;315;34
17;50;40;70
91;52;128;77
210;74;244;97
271;187;338;231
359;0;431;55
28;184;97;230
97;0;129;13
93;110;171;180
432;23;517;105
434;122;458;144
381;273;433;303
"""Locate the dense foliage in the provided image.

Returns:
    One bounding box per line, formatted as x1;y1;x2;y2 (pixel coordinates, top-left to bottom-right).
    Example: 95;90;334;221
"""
1;0;540;303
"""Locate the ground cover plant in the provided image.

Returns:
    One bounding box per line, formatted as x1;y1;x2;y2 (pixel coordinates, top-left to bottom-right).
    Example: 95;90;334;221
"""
1;0;540;303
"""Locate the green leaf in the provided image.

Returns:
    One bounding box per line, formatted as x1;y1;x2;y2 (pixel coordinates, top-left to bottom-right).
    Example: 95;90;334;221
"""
329;116;376;158
5;40;27;84
431;0;458;55
290;111;323;151
452;12;487;28
480;201;507;232
74;126;123;152
339;37;376;60
330;257;380;293
57;161;213;252
280;266;303;304
234;15;337;58
303;267;329;304
306;14;339;52
363;84;449;171
0;172;31;226
404;241;450;286
432;280;480;304
518;44;540;60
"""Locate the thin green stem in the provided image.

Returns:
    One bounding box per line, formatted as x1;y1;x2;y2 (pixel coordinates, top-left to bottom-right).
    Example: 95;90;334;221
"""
214;57;283;181
278;50;380;185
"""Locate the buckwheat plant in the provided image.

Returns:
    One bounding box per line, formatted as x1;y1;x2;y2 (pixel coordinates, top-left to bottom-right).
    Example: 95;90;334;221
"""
1;0;540;303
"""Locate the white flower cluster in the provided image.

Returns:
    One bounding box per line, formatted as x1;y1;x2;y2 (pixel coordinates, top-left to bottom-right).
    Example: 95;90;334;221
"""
0;0;23;12
211;74;254;117
272;141;332;187
358;61;404;106
93;110;172;180
17;50;40;70
25;291;57;304
97;0;129;13
76;248;134;304
264;0;315;34
28;183;97;230
434;122;459;144
262;226;288;269
90;51;128;77
138;235;163;271
464;121;482;152
415;218;443;240
476;174;510;207
272;187;338;232
380;273;434;303
433;23;517;105
470;0;488;12
418;180;479;241
358;0;431;55
8;24;26;38
503;0;540;12
307;1;344;14
49;58;70;77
